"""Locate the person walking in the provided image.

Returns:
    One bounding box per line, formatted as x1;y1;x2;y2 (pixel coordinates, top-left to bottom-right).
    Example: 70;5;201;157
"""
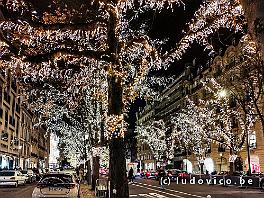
128;167;134;183
158;168;166;189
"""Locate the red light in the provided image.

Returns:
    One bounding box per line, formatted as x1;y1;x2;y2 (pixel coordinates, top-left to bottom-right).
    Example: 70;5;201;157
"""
168;173;172;177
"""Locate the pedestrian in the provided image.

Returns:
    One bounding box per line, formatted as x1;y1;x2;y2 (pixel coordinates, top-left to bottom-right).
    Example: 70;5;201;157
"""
128;167;134;183
158;168;166;190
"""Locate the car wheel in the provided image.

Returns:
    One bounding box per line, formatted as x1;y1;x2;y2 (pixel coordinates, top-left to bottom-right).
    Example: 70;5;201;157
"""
14;181;18;188
261;181;264;190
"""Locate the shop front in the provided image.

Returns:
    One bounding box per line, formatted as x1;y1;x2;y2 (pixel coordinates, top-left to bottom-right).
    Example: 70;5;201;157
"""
143;159;156;171
204;157;215;174
0;154;15;169
245;155;260;173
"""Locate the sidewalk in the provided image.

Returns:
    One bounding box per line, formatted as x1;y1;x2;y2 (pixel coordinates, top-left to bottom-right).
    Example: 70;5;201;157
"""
80;184;95;198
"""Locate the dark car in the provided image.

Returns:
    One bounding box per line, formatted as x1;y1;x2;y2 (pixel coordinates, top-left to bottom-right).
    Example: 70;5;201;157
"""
167;169;180;182
145;171;156;179
32;173;80;198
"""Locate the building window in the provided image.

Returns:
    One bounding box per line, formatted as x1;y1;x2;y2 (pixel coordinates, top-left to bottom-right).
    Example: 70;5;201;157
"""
249;132;257;149
4;111;8;127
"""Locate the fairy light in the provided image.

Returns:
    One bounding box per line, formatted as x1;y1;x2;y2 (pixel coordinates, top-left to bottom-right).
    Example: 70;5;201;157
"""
0;0;249;144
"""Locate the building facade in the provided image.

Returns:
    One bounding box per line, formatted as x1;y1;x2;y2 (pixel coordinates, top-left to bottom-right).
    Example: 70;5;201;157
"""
137;35;264;174
0;70;50;170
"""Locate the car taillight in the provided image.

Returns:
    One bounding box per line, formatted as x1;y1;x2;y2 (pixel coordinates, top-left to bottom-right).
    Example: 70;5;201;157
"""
65;183;76;189
9;177;15;179
168;173;172;177
179;173;183;177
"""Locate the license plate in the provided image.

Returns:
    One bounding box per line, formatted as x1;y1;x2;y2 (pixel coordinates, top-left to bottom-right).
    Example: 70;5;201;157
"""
49;187;63;191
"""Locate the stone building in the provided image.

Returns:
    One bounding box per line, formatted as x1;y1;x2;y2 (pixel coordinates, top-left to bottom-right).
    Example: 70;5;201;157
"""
0;70;50;170
137;34;264;174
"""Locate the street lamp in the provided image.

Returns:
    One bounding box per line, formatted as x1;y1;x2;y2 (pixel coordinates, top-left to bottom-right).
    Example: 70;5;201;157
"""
18;145;22;169
218;89;227;98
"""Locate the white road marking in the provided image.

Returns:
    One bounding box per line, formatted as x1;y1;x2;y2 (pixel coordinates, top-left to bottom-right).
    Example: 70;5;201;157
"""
130;193;170;197
135;182;204;198
149;192;170;197
132;183;187;198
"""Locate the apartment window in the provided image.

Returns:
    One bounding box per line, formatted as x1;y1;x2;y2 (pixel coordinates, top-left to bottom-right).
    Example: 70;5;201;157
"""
11;80;17;92
249;132;257;149
16;119;19;136
9;115;15;126
1;131;8;142
4;111;8;127
12;99;15;114
15;103;20;113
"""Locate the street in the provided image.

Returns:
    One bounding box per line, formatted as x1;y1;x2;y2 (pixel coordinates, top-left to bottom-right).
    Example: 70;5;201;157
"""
129;178;264;198
0;183;36;198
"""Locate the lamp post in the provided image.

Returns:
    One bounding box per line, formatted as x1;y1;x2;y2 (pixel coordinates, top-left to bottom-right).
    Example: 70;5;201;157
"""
18;145;22;169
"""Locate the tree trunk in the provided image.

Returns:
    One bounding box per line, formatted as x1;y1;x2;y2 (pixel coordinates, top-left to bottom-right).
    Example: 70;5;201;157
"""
109;137;129;198
86;160;92;185
241;0;264;59
108;75;129;198
229;149;234;175
92;156;100;190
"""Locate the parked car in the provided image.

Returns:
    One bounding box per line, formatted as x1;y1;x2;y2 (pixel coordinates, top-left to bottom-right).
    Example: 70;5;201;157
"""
21;169;37;183
145;171;157;179
32;172;80;198
178;170;189;180
167;169;180;182
0;170;26;187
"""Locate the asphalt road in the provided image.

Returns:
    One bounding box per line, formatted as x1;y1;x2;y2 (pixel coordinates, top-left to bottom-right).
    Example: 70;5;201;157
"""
129;178;264;198
0;182;36;198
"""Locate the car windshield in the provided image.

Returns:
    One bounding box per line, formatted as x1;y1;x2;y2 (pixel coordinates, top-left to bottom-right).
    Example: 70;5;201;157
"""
0;172;15;176
21;171;27;174
40;174;73;183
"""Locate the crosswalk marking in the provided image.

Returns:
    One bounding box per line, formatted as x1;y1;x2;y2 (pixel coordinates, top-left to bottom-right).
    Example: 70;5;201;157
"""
130;193;170;197
131;183;185;198
135;182;204;198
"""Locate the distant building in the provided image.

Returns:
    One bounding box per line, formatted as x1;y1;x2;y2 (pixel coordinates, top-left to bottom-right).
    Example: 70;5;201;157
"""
0;70;50;170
